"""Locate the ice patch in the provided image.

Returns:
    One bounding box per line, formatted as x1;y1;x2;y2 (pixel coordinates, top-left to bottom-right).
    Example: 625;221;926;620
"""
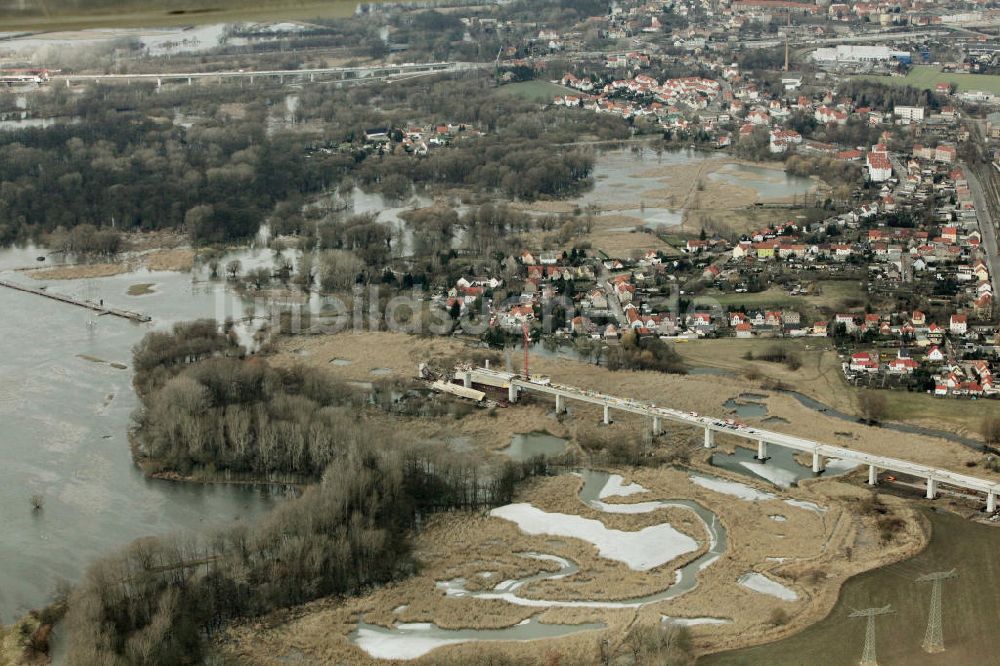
689;475;776;501
784;499;826;513
354;623;466;660
436;578;468;597
738;572;798;601
490;503;698;571
599;474;648;498
738;461;798;488
662;615;731;626
589;500;666;514
352;619;605;660
824;457;862;475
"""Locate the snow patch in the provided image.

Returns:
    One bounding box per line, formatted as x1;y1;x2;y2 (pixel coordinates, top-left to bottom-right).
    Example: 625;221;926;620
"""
689;475;776;501
599;474;648;498
784;499;826;513
738;572;798;601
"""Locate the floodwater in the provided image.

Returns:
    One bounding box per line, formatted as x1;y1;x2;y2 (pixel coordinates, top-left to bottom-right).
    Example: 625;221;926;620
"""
563;148;816;222
0;244;276;620
501;432;568;461
709;163;815;201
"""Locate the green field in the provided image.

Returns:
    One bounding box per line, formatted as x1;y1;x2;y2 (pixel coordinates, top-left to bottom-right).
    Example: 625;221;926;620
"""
856;66;1000;95
497;80;580;103
701;510;1000;666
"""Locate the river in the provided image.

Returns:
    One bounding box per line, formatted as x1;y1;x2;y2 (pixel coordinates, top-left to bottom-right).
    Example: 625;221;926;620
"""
0;245;276;621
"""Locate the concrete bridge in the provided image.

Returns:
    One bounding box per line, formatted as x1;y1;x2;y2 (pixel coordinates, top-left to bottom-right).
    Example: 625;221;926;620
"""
54;61;486;87
463;366;1000;512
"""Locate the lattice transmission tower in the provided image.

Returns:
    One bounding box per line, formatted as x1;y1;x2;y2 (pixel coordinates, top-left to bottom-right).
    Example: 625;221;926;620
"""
916;569;958;653
849;605;894;666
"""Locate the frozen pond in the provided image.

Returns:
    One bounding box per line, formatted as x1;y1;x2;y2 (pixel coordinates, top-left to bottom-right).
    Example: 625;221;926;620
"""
490;502;699;570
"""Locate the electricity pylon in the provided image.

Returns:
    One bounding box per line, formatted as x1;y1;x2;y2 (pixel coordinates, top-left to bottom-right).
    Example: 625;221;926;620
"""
849;605;894;666
916;569;958;653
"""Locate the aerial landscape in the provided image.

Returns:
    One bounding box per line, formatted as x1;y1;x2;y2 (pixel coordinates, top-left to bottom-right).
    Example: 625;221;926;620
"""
4;0;1000;664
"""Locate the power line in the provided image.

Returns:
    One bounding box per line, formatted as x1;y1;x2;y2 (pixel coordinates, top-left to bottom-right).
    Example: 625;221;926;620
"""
916;569;958;653
849;605;894;666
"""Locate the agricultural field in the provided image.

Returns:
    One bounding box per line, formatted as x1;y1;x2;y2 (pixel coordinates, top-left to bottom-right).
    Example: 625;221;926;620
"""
701;509;1000;666
498;80;579;103
856;66;1000;95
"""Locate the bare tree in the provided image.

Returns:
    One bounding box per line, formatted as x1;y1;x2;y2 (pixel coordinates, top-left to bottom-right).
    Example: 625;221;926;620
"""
857;390;888;424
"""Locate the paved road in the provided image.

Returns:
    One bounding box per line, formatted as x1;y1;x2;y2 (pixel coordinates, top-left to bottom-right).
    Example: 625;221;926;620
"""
962;162;1000;303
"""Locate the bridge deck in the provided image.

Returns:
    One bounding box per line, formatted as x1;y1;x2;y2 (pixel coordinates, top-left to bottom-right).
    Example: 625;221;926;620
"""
469;368;1000;500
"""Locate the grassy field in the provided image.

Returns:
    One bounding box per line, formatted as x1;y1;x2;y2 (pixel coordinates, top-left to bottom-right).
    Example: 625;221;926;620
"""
498;80;579;103
699;279;864;315
672;337;1000;437
700;510;1000;666
856;66;1000;95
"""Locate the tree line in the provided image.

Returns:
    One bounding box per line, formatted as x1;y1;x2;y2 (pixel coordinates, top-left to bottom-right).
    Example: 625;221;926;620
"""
65;444;548;665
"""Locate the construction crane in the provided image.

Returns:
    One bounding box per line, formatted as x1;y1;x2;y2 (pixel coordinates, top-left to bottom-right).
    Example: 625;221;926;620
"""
521;322;531;379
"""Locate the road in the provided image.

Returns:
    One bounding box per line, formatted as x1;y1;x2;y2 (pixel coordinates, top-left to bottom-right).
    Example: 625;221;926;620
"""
962;162;1000;303
599;275;629;329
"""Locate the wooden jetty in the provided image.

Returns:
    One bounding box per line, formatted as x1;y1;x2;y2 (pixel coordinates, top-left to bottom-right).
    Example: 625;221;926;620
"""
0;279;151;322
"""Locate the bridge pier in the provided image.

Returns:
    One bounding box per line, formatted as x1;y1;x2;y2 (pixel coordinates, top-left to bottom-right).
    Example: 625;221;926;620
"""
988;491;996;513
926;478;937;500
756;440;767;461
555;394;566;415
603;404;611;425
187;77;192;85
703;428;714;449
868;465;878;486
652;416;663;436
156;77;162;89
508;383;518;403
812;451;825;474
66;79;71;87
